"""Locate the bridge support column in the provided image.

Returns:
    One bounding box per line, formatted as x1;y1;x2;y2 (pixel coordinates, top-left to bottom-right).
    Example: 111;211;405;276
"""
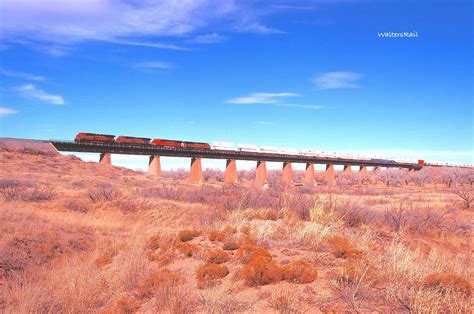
281;162;293;187
325;164;336;186
99;153;111;165
224;159;238;184
255;161;267;188
190;157;203;183
148;155;161;176
373;166;381;172
343;165;352;174
359;165;368;175
304;163;316;186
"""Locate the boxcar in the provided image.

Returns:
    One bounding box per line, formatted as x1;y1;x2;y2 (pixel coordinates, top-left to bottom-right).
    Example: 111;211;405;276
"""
115;136;151;145
75;132;115;143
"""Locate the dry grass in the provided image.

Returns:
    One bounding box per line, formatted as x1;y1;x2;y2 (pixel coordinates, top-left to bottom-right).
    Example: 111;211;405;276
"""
0;149;472;312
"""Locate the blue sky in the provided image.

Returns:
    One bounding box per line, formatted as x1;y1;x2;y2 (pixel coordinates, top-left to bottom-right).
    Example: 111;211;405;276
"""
0;0;472;169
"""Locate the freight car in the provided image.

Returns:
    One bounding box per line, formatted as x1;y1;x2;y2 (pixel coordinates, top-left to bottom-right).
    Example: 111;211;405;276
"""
151;138;210;150
75;132;115;143
115;136;151;145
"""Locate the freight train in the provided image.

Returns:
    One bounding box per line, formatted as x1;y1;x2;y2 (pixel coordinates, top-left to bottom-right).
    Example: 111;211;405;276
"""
74;132;426;165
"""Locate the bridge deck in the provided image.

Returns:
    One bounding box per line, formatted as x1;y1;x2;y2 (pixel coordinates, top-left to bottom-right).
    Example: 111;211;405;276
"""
51;140;422;169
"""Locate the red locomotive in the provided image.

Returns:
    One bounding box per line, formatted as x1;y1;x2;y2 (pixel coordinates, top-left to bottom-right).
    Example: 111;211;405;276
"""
418;160;425;165
115;136;151;145
75;132;115;143
151;138;210;150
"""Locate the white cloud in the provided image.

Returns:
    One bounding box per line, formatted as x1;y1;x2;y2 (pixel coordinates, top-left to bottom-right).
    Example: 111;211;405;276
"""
313;71;363;89
0;67;44;81
0;107;19;117
15;84;65;105
226;92;300;104
105;39;189;51
275;103;325;109
134;61;173;70
190;33;226;44
0;0;283;48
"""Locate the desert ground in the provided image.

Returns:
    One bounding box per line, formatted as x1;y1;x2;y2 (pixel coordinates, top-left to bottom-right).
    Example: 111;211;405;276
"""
0;145;472;313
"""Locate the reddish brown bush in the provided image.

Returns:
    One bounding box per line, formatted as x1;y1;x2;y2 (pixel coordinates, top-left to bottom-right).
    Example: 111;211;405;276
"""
195;263;229;289
282;260;317;284
138;268;185;298
114;296;140;313
208;230;225;242
327;235;362;259
147;235;161;251
422;273;471;297
236;244;272;264
222;225;237;235
241;255;283;286
175;242;199;257
204;249;230;264
177;229;201;242
63;199;89;213
222;238;240;251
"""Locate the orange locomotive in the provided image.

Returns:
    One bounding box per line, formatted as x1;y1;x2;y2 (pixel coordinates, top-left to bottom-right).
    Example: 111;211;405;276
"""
115;136;151;145
75;132;115;143
151;138;210;150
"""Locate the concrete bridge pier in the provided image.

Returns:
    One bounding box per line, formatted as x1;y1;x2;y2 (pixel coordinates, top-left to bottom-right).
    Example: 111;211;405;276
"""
224;159;238;184
373;166;381;172
325;164;336;186
359;165;368;175
255;161;267;188
304;163;316;186
148;155;161;176
190;157;203;183
343;165;352;174
99;153;111;165
281;162;293;187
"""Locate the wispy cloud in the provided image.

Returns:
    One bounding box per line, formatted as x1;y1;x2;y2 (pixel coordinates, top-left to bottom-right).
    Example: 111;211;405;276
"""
0;107;19;117
190;33;226;44
133;61;173;70
105;39;189;51
226;92;300;104
15;84;65;105
0;0;285;49
0;67;44;81
227;92;326;110
313;71;363;89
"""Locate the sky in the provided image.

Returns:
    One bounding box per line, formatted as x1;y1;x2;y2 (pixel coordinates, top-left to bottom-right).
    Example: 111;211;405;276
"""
0;0;472;170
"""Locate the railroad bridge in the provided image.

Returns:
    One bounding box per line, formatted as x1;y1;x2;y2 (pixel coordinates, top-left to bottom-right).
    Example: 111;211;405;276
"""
51;140;422;187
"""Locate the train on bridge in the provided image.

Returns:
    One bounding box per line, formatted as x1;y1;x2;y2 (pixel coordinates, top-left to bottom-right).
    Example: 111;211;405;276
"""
75;132;430;167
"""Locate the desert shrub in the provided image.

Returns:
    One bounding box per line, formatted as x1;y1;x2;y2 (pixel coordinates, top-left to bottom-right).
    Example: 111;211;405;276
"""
208;230;225;242
204;249;230;264
282;260;317;284
257;209;282;221
138;268;185;299
22;185;56;201
452;189;473;209
241;255;283;286
147;235;161;251
236;244;272;264
222;225;237;235
284;194;315;221
177;229;201;242
422;273;471;297
114;296;140;313
195;263;229;289
95;247;118;267
222;238;240;251
327;235;362;259
175;242;199;257
0;179;28;201
63;199;89;213
336;262;378;286
87;183;120;203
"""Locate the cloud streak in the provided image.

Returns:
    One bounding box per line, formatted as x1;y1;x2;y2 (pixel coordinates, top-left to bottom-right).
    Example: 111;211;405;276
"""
313;71;363;89
0;107;19;117
0;67;44;81
133;61;173;70
226;92;300;104
0;0;284;49
15;84;65;105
